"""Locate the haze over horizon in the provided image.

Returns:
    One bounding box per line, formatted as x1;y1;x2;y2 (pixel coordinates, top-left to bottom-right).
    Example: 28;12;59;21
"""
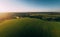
0;0;60;12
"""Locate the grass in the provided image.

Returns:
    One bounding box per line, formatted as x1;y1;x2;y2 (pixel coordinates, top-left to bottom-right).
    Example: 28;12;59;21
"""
0;18;60;37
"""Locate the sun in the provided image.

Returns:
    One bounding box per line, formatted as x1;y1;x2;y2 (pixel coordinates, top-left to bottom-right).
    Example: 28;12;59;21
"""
0;13;10;18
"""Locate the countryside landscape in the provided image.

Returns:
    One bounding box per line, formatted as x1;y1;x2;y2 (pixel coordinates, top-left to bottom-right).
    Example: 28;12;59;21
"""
0;0;60;37
0;12;60;37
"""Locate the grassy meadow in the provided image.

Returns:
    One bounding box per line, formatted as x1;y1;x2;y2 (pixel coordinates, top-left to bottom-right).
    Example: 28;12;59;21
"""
0;12;60;37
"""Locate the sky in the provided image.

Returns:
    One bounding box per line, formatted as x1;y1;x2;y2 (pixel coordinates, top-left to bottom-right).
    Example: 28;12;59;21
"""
0;0;60;12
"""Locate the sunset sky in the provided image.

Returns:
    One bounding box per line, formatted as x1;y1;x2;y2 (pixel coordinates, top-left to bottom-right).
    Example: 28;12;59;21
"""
0;0;60;12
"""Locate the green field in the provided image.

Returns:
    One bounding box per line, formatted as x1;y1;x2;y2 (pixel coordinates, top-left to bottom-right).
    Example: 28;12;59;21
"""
0;18;60;37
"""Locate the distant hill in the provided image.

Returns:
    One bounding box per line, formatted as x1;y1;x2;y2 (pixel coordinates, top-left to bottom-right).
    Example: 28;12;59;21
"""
12;12;60;15
1;12;60;15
